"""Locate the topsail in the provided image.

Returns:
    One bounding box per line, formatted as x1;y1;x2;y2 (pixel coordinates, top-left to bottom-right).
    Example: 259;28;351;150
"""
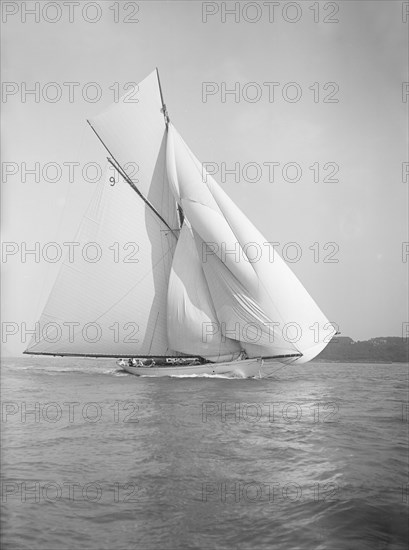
25;69;335;364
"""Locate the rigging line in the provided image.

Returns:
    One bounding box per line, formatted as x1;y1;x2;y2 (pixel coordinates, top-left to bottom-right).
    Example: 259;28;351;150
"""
156;68;165;110
264;354;301;378
86;120;178;239
106;157;177;239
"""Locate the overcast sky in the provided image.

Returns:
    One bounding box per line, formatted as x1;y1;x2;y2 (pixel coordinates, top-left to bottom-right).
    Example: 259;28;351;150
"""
2;0;408;355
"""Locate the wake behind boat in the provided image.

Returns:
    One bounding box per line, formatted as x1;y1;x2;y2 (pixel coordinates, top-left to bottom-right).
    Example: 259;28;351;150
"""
24;69;336;378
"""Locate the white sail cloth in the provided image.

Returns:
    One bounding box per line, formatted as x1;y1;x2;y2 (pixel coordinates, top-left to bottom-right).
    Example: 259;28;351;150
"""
166;124;335;363
25;169;179;356
167;223;241;361
26;70;335;363
26;71;180;357
88;70;177;229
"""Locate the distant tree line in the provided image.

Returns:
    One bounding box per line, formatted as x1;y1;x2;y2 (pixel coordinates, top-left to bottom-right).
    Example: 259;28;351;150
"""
316;337;409;362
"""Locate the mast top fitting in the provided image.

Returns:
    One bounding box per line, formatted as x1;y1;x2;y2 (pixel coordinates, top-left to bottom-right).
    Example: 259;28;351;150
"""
161;104;170;125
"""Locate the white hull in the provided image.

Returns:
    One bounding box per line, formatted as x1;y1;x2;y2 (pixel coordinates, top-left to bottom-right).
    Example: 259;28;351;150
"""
118;358;281;378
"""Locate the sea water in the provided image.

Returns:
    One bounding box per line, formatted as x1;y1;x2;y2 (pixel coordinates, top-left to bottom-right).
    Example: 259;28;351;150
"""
1;357;408;549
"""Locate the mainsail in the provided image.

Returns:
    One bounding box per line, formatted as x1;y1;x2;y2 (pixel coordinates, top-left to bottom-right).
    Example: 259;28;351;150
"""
25;69;335;363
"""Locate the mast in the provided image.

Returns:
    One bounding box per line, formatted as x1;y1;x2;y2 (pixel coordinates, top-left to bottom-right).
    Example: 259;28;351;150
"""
156;68;184;228
156;67;169;126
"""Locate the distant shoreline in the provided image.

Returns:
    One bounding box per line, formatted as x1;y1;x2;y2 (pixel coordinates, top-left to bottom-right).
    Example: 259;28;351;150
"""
316;336;408;363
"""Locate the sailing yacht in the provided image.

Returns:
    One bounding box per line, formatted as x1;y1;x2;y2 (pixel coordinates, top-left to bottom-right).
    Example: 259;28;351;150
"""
24;69;335;378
